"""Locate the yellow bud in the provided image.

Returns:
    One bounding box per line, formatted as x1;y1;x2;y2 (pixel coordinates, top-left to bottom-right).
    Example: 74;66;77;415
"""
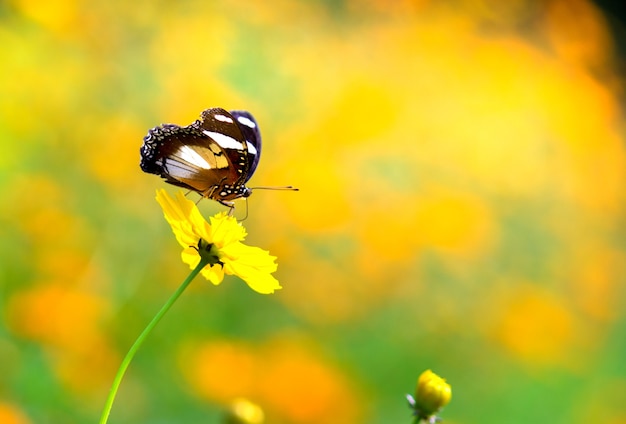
412;370;452;418
224;398;265;424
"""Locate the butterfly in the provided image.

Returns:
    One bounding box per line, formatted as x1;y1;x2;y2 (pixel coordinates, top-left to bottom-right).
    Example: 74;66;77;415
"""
140;108;267;207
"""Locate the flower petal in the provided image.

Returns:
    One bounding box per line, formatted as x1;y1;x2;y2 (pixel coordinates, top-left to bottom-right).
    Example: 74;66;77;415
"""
222;243;281;294
200;263;225;286
209;212;247;247
156;190;199;247
237;271;281;294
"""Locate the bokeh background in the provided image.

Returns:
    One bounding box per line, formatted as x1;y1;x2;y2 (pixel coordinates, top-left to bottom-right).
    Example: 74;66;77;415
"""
1;0;626;423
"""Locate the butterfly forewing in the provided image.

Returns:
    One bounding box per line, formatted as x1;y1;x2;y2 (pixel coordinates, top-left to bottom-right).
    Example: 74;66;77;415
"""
230;110;262;182
198;109;252;187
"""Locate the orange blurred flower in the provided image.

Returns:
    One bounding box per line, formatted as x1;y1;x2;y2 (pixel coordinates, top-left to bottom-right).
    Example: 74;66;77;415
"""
493;286;584;367
0;402;31;424
156;189;281;294
6;283;118;393
181;339;359;424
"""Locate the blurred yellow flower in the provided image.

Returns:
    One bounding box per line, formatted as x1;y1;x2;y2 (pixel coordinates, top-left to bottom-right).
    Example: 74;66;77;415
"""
155;189;281;294
408;369;452;423
224;398;265;424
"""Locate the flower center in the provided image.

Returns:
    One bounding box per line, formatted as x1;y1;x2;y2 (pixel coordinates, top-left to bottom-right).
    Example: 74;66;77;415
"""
196;239;223;266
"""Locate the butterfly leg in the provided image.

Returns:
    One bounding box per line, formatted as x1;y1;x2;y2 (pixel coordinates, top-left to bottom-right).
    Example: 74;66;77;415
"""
217;200;236;216
184;190;204;204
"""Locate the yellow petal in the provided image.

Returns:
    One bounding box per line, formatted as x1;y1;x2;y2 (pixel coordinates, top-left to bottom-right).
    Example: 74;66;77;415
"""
222;243;281;294
209;212;247;246
156;189;192;222
239;271;281;294
200;263;225;285
157;190;196;244
181;247;203;270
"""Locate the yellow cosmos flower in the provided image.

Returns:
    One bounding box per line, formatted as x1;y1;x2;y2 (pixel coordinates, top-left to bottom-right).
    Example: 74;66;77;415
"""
407;369;452;423
155;189;281;294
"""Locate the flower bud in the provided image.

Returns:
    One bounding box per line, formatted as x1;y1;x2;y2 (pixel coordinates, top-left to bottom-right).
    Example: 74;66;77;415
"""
410;370;451;420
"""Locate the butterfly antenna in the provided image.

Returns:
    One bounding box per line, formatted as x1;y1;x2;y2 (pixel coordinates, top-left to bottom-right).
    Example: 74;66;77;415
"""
250;185;299;191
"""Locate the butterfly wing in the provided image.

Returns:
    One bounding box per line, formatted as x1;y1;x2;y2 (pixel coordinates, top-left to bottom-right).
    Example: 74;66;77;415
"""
197;108;252;187
140;108;261;203
140;121;236;196
230;110;262;182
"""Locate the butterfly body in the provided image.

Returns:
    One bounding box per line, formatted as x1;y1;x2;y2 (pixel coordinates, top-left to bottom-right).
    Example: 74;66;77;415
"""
140;108;261;206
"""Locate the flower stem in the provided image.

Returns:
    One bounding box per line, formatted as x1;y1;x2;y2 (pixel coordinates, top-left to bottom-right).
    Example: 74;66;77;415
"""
99;259;209;424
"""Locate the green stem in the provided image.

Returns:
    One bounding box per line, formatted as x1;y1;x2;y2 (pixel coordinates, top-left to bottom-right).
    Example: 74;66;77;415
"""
99;259;209;424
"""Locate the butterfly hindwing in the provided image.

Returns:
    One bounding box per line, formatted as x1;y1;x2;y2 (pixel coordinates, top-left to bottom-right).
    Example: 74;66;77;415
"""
141;122;234;196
